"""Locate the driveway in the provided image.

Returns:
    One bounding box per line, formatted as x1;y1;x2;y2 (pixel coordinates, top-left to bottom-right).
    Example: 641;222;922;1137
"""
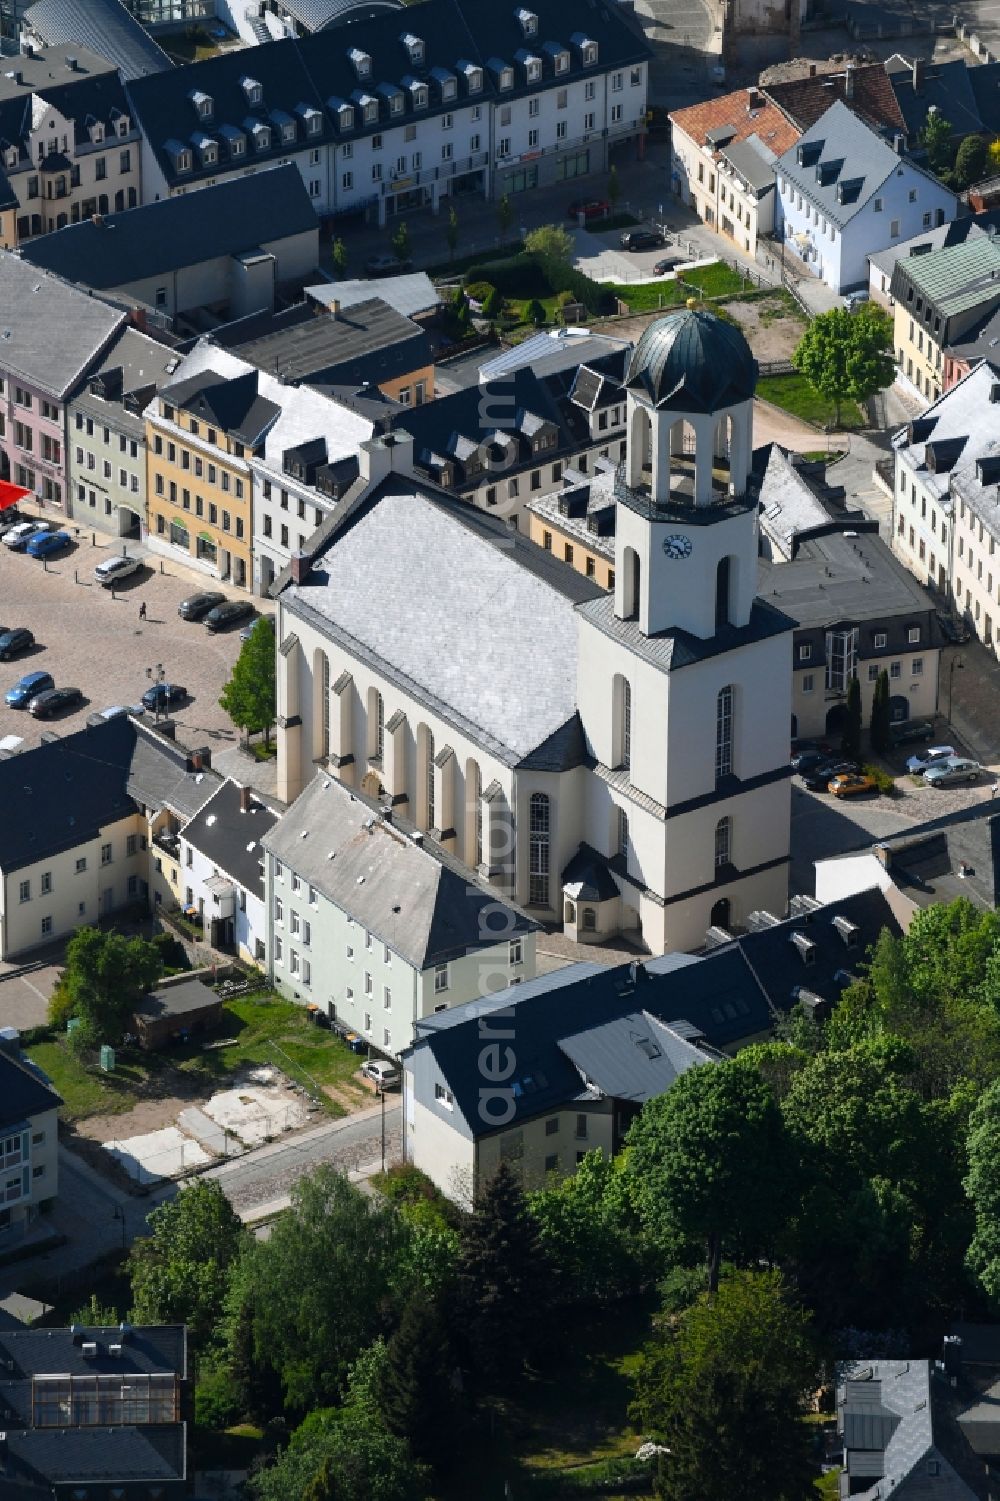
0;532;252;754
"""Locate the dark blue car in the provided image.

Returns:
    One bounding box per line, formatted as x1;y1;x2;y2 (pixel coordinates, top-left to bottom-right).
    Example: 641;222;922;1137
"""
5;671;54;708
25;530;71;559
141;682;187;712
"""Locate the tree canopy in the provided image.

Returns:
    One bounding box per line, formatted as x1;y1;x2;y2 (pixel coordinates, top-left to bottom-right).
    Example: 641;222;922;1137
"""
49;926;161;1046
792;305;894;426
965;1078;1000;1304
524;223;573;263
129;1180;245;1347
219;616;276;747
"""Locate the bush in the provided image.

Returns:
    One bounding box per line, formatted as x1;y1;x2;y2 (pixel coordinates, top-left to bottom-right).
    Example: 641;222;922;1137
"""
152;931;190;972
463;251;614;316
464;280;495;305
863;762;897;796
482;284;504;319
525;297;547;325
527;1455;656;1496
195;1359;242;1431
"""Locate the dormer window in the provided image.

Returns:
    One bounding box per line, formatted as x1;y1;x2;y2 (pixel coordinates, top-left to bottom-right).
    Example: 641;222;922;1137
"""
248;120;271;151
516;6;538;35
430;67;458;101
240;76;263;107
555;49;570;72
118;117;129;136
165;138;191;173
4;146;15;168
544;41;570;73
192;133;217;166
391;92;404;115
461;62;483;93
572;32;599;64
404;78;428;110
348;47;372;79
189;89;213;122
90;120;105;145
297;104;322;135
281;120;295;143
517;50;542;82
401;32;425;65
332;100;355;131
358;96;378;124
378;83;405;116
220;124;245;158
500;67;513;90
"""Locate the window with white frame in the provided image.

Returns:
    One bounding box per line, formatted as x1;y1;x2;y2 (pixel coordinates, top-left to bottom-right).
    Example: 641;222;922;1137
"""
434;963;449;993
714;815;732;869
715;685;734;780
510;938;523;966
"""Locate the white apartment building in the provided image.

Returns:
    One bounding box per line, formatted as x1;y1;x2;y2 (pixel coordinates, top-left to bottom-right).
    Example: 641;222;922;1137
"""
126;0;649;225
0;1046;60;1250
178;781;278;964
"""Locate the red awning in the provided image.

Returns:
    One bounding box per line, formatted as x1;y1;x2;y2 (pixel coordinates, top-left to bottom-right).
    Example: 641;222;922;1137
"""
0;481;30;513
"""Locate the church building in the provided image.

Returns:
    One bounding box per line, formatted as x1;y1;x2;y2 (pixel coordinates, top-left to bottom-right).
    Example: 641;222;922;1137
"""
272;308;795;953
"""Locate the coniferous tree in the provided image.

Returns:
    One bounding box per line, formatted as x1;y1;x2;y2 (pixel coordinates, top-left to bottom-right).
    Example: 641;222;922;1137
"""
842;674;862;760
456;1161;551;1386
380;1296;462;1468
870;668;891;755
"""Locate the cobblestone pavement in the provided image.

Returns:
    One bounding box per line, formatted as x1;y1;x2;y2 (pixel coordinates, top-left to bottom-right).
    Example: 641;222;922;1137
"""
0;533;256;754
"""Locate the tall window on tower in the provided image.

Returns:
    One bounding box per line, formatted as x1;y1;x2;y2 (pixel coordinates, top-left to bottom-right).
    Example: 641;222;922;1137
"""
715;556;732;630
368;688;384;760
618;677;632;770
618;807;629;863
529;792;551;906
715;685;734;781
714;815;732;869
425;728;435;829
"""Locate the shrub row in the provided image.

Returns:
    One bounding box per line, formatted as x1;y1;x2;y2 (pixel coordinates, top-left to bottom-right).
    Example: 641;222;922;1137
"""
463;251;615;315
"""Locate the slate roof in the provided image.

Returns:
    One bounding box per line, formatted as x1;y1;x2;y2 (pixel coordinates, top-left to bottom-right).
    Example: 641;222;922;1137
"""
885;54;984;141
838;1360;979;1501
210;298;429;391
889;235;1000;322
23;0;172;80
0;1049;61;1129
758;526;936;630
871;804;1000;911
578;590;795;676
307;272;440;319
968;61;1000;136
763;62;905;135
775;99;927;229
263;773;536;968
18;164;318;290
757;446;831;557
893;360;1000;520
279;475;602;764
669;86;799;158
5;1425;185;1489
281;0;400;28
719;134;778;193
135;975;222;1024
126;727;222;819
180;780;279;898
0;1324;185;1379
527;464;618;561
162;367;281;447
0;43;135;163
0;252;125;399
945;302;1000;368
479;329;631;383
625;307;757;413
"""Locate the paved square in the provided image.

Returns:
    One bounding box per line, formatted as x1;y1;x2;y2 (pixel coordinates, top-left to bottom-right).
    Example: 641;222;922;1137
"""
0;534;259;754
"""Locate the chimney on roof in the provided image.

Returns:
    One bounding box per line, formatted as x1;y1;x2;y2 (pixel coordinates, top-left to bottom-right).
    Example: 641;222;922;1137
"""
747;85;762;110
873;841;893;870
92;213;104;227
188;750;202;773
912;58;925;91
66;55;78;71
239;784;251;814
331;298;341;319
290;549;311;584
844;64;855;99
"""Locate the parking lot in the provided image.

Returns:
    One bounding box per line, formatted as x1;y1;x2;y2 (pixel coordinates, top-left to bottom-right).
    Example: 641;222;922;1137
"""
0;532;256;754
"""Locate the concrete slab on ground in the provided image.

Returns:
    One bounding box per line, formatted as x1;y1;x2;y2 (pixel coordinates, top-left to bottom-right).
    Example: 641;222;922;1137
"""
200;1066;310;1147
104;1126;211;1185
177;1105;242;1157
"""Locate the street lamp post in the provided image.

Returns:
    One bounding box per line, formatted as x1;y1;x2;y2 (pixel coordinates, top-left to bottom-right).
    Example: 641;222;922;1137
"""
145;662;165;724
947;655;964;725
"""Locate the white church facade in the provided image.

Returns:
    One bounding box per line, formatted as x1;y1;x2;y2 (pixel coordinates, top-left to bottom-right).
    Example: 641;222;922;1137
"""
273;308;795;953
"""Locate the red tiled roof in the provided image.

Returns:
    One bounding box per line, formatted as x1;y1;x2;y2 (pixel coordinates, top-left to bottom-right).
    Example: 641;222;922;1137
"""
763;64;905;135
669;87;801;157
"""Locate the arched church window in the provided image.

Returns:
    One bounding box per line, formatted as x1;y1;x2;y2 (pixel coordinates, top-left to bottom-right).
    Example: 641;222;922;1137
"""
715;686;734;781
425;729;435;829
368;688;384;760
715;815;732;869
620;678;631;770
529;792;550;906
715;556;732;630
618;807;629;862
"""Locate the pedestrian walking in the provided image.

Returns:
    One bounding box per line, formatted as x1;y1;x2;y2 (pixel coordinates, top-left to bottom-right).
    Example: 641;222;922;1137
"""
139;601;147;620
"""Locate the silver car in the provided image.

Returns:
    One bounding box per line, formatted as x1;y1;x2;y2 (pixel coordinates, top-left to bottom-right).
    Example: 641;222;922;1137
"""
906;744;956;774
923;757;981;787
94;554;142;587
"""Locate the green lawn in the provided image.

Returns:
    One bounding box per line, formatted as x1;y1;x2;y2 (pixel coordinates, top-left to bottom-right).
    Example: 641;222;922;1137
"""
605;260;754;314
28;994;372;1122
161;27;221;63
755;372;866;431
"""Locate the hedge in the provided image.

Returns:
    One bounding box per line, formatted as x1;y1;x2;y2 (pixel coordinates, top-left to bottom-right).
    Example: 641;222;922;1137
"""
463;251;615;316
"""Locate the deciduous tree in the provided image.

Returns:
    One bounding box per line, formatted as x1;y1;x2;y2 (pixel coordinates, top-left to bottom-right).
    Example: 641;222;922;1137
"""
49;927;161;1045
524;223;573;263
332;237;348;278
219;616;276;748
956;134;987;189
792;305;894;427
965;1078;1000;1303
528;1149;645;1302
390;220;410;263
921;108;954;175
129;1179;244;1348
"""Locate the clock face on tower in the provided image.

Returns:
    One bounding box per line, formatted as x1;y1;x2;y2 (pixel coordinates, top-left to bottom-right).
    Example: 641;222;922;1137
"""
662;534;693;560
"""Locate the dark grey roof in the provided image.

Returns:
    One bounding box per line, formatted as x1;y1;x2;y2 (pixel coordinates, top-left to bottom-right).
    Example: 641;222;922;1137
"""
283;0;401;29
625;307;757;413
209;297;428;391
262;773;536;967
871;804;1000;911
838;1360;979;1501
775;99;922;229
180;780;278;897
758;527;937;629
886;55;984;141
5;1424;185;1487
135;975;221;1024
968;61;1000;135
0;1325;186;1379
949;1324;1000;1366
163;367;280;447
23;0;172;80
578;590;795;675
308;272;439;319
562;845;619;901
0;1050;61;1128
720;135;778;193
19;164;317;291
0;252;125;399
126;726;222;819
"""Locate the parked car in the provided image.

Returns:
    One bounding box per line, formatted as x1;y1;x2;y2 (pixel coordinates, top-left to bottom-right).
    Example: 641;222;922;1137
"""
791;750;830;774
142;682;187;712
801;759;859;791
97;703;145;721
28;685;82;718
5;671;53;708
653;254;684;274
360;1059;401;1091
205;599;254;633
923;756;982;787
240;616;268;642
567;198;611;220
26;530;71;559
364;252;413;277
905;744;956;775
828;771;878;798
935;610;971;644
0;510;24;538
94;554;142;587
843;290;870;312
889;719;935;748
3;521;49;550
620;228;665;252
178;590;226;621
0;628;34;661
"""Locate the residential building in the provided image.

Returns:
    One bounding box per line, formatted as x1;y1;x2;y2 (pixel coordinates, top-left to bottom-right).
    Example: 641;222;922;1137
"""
943;303;1000;391
0;1042;60;1249
19;163;321;325
306;271;441;323
762;61;905;138
775;101;956;293
669;87;799;258
20;0;173;82
403;885;897;1199
0;1322;188;1499
274;307;797;953
125;0;650;224
0;42;143;247
890;235;1000;403
891;360;1000;647
145;347;281;589
816;802;1000;924
866;213;999;308
526;462;617;589
178;780;279;962
0;251;125;507
834;1360;979;1501
884;53;988;148
261;773;538;1057
478;328;631;385
0;715;221;958
209;295;435;406
756;445;942;739
66;325;179;539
